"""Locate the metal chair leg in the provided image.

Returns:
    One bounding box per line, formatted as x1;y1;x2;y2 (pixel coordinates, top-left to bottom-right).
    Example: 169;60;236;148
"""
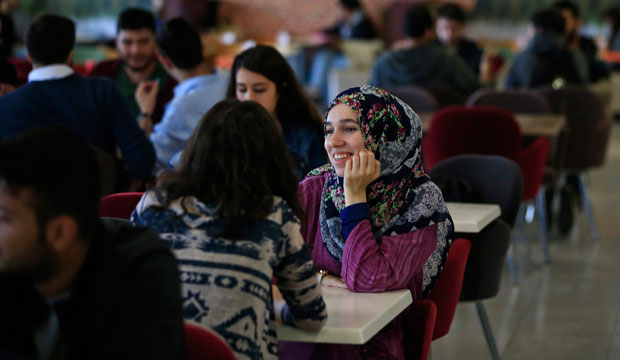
535;188;551;264
577;174;600;241
476;301;501;360
506;245;519;285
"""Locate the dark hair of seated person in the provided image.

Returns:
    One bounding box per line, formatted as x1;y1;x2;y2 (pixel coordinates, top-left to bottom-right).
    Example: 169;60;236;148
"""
404;5;434;39
26;14;75;66
157;99;303;233
117;7;157;33
437;3;467;23
339;0;361;10
226;44;323;129
0;127;101;241
532;8;566;36
552;0;580;19
156;17;203;70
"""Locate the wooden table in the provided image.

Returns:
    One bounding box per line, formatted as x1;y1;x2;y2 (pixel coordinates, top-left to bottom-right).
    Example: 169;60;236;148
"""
276;287;412;344
446;202;501;233
418;112;566;137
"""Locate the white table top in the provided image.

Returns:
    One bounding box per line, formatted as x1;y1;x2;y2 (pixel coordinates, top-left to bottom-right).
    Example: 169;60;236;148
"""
446;202;501;233
276;287;412;344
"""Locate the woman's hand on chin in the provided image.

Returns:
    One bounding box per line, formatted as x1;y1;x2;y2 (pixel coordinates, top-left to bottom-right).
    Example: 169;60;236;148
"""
343;150;381;206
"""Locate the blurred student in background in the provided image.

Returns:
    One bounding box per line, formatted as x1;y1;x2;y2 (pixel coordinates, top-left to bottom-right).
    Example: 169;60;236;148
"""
90;7;175;124
136;17;226;172
227;45;326;179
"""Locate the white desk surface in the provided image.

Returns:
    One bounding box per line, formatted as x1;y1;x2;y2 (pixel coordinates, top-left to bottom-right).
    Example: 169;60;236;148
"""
446;202;501;233
276;287;412;344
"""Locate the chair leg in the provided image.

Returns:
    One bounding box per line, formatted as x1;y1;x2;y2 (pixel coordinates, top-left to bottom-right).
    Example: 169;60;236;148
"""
576;174;600;241
535;189;551;264
508;203;527;285
476;301;501;360
506;245;519;285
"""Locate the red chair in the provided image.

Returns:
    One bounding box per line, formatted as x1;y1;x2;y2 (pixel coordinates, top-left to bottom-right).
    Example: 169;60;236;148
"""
98;192;144;220
402;299;437;360
422;106;550;263
426;237;471;341
184;323;235;360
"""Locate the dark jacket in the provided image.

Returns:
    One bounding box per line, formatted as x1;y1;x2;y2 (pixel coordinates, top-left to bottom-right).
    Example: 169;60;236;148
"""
0;220;186;360
89;59;176;124
505;32;585;89
435;38;483;75
0;73;156;180
370;42;480;96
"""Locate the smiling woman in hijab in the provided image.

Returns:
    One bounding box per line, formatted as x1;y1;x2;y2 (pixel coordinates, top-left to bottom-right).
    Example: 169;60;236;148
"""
280;85;454;360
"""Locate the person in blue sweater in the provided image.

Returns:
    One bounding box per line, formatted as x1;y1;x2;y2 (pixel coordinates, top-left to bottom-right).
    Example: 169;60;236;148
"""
0;14;155;188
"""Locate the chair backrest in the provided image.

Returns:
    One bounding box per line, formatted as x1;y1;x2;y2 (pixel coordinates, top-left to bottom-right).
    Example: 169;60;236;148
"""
402;299;437;360
430;155;521;301
422;105;522;170
388;85;438;113
424;84;466;108
466;88;552;114
430;154;523;227
537;85;612;170
426;237;471;340
184;323;235;360
98;192;144;220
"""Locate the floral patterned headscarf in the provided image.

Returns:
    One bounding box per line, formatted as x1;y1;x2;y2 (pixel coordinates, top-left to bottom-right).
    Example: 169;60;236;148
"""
307;85;453;296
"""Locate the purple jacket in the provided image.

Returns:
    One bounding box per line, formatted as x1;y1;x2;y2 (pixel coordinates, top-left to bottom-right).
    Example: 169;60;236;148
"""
279;175;438;360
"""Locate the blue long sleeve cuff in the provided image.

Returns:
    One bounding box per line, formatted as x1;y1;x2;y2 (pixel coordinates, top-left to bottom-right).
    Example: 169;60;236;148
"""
340;202;371;240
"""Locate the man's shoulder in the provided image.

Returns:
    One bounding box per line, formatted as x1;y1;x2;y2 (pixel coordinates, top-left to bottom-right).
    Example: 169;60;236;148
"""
89;59;123;78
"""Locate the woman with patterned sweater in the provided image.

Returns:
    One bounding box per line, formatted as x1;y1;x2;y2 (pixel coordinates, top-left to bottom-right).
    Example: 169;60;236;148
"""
131;99;327;360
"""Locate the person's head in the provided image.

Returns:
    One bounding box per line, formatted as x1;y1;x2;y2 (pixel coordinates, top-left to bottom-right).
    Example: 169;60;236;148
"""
227;44;322;127
552;1;581;39
158;99;301;231
0;0;19;14
156;17;203;71
116;7;158;71
0;128;100;283
404;5;434;41
531;8;566;36
324;85;425;179
26;14;75;67
436;3;467;46
338;0;360;18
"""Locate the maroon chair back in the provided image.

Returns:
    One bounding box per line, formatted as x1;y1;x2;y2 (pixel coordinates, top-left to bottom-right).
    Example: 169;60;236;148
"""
389;85;438;113
466;88;552;114
422;106;521;170
402;299;437;360
426;238;471;340
98;192;144;220
423;105;548;201
184;323;235;360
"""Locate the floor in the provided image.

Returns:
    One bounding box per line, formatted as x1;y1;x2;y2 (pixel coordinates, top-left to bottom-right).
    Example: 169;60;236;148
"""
432;123;620;360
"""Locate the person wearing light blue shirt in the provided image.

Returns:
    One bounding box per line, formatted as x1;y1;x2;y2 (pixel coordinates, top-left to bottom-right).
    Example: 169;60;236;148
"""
136;17;227;172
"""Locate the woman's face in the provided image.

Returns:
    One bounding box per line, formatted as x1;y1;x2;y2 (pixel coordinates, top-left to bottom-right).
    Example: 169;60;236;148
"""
235;67;279;118
324;103;366;177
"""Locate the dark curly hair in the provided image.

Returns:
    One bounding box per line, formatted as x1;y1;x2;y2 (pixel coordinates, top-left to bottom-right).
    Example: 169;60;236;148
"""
226;44;323;129
157;99;303;232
